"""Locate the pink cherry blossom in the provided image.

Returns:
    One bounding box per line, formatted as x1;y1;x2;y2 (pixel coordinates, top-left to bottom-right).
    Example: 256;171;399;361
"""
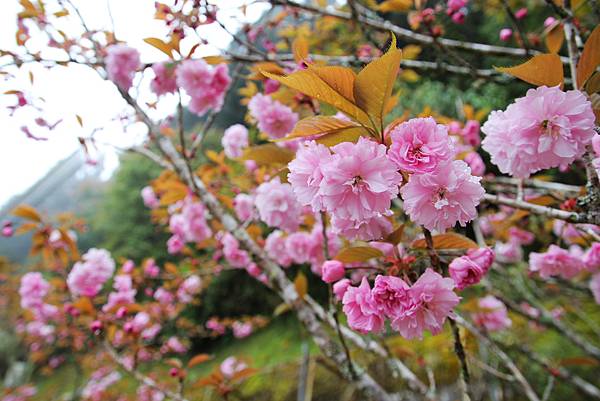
233;193;255;222
105;44;140;90
447;0;467;13
169;197;212;246
176;60;230;116
463;151;485;176
584;243;600;271
529;244;586;279
255;177;302;232
137;384;165;401
167;235;185;254
321;260;346;283
391;269;460;339
81;369;122;401
265;230;292;267
333;278;351;301
400;160;485;232
449;254;486;290
220;357;248;378
141;186;159;209
19;272;50;310
165;336;187;353
288;140;332;211
482;86;596;178
154;288;174;305
220;233;251;269
494;240;523;263
285;231;314;264
499;28;513;41
206;318;226;335
515;7;528;19
150;62;177;96
330;213;393;241
67;248;115;298
388;117;454;174
461;120;481;147
342;277;385;333
248;93;298;139
473;295;511;331
371;275;411;318
544;17;557;28
321;137;402;223
222;124;249;159
232;321;253;338
508;227;535;245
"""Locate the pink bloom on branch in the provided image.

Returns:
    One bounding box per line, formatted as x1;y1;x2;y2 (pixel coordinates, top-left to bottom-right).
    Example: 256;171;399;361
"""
333;278;351;301
288;140;332;211
255;177;302;232
391;269;460;340
141;186;159;209
544;17;557;28
150;62;177;96
248;93;298;139
494;240;523;263
529;244;586;279
461;120;481;147
321;260;346;283
19;272;50;309
447;0;467;13
449;255;486;290
584;243;600;271
67;248;115;298
400;160;485;232
176;60;230;116
167;235;184;254
321;137;402;222
222;124;249;159
285;231;314;264
499;28;513;41
481;86;595;178
388;117;454;174
463;151;485;176
105;44;140;90
233;193;254;222
473;295;511;331
232;321;253;338
371;275;411;318
331;213;393;241
508;227;535;245
515;7;528;19
342;277;385;333
220;357;248;378
265;230;292;268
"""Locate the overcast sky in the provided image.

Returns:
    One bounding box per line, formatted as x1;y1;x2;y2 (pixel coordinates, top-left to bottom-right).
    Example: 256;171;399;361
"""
0;0;268;208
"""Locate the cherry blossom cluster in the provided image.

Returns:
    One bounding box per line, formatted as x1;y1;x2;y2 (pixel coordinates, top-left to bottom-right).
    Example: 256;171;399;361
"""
67;248;116;298
104;44;230;116
248;93;299;139
167;196;212;254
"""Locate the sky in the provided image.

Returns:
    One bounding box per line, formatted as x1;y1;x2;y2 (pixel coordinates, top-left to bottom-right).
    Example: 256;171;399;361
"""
0;0;269;208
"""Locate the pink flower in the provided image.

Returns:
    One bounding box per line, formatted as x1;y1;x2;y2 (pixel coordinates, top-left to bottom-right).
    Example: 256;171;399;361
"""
233;193;254;222
481;86;596;178
529;244;585;279
499;28;513;41
105;44;140;90
447;0;467;13
169;197;212;245
371;275;411;317
248;93;298;139
544;17;557;28
463;151;485;176
176;60;230;116
321;260;346;283
141;186;159;209
391;269;459;339
255;177;302;232
584;243;600;271
467;247;495;268
285;231;314;264
222;124;249;159
590;273;600;304
150;62;177;96
165;336;187;353
67;248;115;297
508;227;535;245
388;117;454;174
19;272;50;310
167;235;185;254
154;288;174;305
221;233;251;269
552;220;599;245
494;240;523;263
265;230;292;267
400;160;485;232
333;279;351;301
288;140;332;211
515;7;528;19
81;369;122;401
461;120;481;147
264;79;280;94
220;357;248;378
342;277;385;333
137;384;166;401
232;321;253;338
321;137;402;222
206;318;226;335
451;11;465;24
330;213;393;241
473;295;511;331
449;255;486;290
